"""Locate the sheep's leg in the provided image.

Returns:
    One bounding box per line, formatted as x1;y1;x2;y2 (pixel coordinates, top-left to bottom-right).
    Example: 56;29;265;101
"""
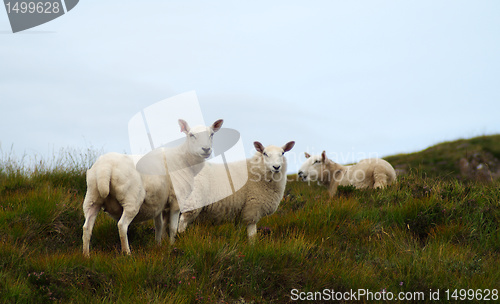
153;213;164;244
247;223;257;244
177;214;188;233
169;206;180;245
373;179;387;189
117;204;140;255
162;209;170;238
82;198;101;257
327;182;339;197
373;168;388;189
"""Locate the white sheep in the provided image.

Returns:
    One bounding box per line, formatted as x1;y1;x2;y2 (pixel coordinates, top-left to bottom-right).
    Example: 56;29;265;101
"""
298;151;396;197
82;119;223;256
177;141;295;242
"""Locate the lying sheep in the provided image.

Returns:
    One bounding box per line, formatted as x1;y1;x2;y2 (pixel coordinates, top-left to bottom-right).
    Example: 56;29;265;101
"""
298;151;396;197
82;119;223;256
178;141;295;242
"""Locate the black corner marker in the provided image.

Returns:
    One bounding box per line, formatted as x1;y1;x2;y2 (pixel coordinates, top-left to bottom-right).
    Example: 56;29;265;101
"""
4;0;79;33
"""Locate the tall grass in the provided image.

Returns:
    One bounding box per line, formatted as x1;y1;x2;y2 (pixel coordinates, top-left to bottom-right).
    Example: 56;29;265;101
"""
1;143;499;303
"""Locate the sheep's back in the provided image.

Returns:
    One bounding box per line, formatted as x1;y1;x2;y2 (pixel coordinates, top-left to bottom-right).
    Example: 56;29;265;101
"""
348;158;396;188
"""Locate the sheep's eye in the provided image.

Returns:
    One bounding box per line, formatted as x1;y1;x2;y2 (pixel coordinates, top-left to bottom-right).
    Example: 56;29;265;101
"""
263;152;268;157
210;133;214;138
281;152;284;156
190;133;196;138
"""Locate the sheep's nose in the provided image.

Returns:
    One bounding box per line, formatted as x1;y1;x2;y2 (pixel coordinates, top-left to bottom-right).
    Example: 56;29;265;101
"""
273;165;281;171
298;171;304;177
202;147;211;153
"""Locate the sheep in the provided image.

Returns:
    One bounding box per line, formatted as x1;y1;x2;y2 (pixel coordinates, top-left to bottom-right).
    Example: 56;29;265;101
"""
177;141;295;243
298;151;396;197
82;118;223;256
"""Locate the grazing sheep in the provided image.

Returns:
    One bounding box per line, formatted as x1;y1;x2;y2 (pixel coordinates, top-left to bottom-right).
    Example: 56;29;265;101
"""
298;151;396;197
178;141;295;243
82;119;223;256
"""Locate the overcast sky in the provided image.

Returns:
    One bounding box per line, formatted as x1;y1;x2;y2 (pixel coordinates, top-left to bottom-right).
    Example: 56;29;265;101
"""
1;1;499;173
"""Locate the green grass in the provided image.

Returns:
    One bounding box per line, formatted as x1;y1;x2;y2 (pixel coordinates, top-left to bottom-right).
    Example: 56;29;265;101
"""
385;134;500;179
1;137;499;303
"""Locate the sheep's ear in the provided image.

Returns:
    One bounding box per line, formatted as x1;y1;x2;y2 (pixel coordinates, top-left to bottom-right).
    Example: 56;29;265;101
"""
282;141;295;153
321;151;327;162
179;119;190;134
211;119;224;133
304;152;311;159
254;141;265;154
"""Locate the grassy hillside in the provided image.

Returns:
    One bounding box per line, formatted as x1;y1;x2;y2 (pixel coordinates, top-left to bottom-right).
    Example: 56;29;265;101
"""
1;136;499;303
385;134;500;180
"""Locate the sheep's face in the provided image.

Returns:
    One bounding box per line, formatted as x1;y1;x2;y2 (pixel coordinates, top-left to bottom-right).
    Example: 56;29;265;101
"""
179;119;224;159
298;151;330;182
254;141;295;173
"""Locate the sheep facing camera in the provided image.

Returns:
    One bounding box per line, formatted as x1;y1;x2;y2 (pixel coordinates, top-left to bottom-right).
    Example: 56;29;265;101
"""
4;0;79;33
128;91;248;213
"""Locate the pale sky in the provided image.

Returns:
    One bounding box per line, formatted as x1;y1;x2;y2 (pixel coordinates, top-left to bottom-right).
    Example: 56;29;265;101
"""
1;1;499;173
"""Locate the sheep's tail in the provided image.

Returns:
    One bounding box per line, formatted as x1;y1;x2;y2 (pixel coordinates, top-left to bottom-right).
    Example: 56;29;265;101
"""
95;162;113;198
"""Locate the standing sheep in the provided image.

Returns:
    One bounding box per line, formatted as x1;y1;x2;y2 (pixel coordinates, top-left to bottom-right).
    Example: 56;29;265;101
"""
82;119;223;256
178;141;295;242
298;151;396;197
